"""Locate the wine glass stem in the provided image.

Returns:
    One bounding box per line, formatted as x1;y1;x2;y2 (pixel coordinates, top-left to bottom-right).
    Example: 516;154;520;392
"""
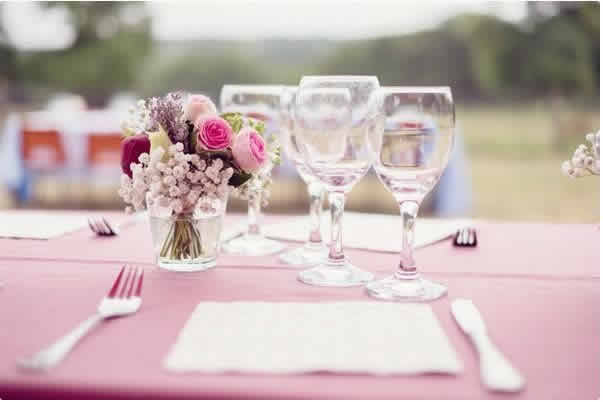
307;181;325;246
327;191;345;265
247;187;262;237
396;200;419;280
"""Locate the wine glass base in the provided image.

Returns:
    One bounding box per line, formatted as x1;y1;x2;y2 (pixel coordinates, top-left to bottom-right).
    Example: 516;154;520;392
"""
366;275;447;302
298;261;374;287
279;245;328;267
222;235;286;256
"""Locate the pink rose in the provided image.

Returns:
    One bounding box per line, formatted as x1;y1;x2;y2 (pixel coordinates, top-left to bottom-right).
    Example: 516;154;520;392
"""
197;116;233;150
120;134;150;177
232;127;267;173
184;94;217;122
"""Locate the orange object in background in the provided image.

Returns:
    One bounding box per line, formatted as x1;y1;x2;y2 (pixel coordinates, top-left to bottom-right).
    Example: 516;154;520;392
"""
87;133;122;167
21;129;66;170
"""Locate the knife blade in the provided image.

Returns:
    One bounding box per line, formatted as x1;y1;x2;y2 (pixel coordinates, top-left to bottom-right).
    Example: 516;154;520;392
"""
451;299;525;393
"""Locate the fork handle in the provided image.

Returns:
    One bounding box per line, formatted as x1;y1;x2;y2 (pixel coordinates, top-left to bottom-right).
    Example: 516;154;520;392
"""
18;314;103;371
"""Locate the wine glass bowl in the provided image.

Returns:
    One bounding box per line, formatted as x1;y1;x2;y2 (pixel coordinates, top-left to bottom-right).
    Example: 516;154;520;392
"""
366;86;455;301
296;77;381;194
374;89;454;203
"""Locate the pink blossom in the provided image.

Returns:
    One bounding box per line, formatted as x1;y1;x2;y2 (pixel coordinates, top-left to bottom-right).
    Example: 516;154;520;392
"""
232;127;267;173
183;94;217;122
121;134;150;177
196;116;233;151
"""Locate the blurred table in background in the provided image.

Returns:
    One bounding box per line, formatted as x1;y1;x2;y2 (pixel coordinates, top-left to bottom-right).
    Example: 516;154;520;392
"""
0;109;125;204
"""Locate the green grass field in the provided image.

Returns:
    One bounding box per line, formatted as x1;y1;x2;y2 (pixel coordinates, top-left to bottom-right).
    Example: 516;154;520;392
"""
458;103;599;223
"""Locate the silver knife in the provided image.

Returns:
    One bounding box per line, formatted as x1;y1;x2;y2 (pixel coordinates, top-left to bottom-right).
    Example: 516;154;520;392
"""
451;299;525;393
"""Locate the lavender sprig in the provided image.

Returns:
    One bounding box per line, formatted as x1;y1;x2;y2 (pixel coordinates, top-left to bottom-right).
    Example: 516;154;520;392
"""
147;92;191;152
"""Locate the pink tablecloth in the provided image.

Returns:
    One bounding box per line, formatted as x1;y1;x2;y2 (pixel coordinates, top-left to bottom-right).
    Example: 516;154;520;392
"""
0;213;599;399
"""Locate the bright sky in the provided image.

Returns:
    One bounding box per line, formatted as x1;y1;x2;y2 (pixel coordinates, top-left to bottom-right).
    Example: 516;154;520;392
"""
2;1;527;50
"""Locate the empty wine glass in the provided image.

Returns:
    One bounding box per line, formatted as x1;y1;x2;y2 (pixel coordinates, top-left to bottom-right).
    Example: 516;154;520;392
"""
293;76;383;287
278;86;328;267
220;85;286;256
366;86;455;301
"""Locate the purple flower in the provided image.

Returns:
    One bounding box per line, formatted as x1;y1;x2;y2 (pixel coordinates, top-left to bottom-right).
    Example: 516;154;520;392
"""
147;92;190;151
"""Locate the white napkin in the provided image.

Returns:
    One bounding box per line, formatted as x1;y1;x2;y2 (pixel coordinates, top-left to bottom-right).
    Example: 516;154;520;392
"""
0;211;89;239
262;212;470;252
164;301;462;375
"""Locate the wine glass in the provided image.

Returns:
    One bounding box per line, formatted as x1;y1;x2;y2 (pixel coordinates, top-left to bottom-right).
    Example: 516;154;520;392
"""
220;85;286;256
278;86;328;266
293;76;383;287
366;86;455;301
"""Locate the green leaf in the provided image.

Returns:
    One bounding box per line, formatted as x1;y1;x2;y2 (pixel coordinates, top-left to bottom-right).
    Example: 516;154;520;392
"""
252;120;265;134
221;112;244;133
270;146;282;165
228;171;252;187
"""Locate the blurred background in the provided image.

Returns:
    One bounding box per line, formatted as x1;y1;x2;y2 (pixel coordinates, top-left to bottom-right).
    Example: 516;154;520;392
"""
0;1;599;222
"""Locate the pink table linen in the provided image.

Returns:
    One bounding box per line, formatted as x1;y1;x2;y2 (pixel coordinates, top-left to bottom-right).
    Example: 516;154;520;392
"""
0;213;599;399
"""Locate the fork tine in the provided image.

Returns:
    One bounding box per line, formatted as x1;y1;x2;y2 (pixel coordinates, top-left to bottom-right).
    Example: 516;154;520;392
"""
94;219;103;234
92;218;101;234
108;266;126;297
94;218;104;235
119;267;134;298
88;218;97;233
126;268;139;298
102;217;114;235
100;218;110;235
135;269;144;297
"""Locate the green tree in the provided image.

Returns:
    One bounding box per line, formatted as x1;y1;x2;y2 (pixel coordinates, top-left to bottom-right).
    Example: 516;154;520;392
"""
319;30;479;99
15;2;152;105
0;4;18;92
140;50;271;101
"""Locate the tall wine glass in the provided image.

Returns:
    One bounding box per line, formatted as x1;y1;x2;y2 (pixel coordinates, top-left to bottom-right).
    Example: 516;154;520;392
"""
366;86;455;301
220;85;286;256
293;76;383;287
278;86;328;266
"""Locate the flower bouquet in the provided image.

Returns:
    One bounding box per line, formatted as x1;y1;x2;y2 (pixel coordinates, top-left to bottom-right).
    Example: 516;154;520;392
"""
118;92;279;271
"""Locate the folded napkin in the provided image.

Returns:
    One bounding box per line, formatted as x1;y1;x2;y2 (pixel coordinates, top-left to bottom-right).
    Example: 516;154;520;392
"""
0;210;89;239
164;301;462;375
262;212;470;253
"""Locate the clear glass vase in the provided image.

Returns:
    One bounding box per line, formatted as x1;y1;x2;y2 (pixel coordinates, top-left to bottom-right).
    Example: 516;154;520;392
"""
147;193;228;272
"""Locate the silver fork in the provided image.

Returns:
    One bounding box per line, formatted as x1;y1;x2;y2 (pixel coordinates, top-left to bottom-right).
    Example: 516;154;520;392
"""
18;265;144;371
453;227;478;247
88;216;119;236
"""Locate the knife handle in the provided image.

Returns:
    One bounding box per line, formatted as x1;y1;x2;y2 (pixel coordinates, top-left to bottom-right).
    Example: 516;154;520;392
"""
471;332;525;393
